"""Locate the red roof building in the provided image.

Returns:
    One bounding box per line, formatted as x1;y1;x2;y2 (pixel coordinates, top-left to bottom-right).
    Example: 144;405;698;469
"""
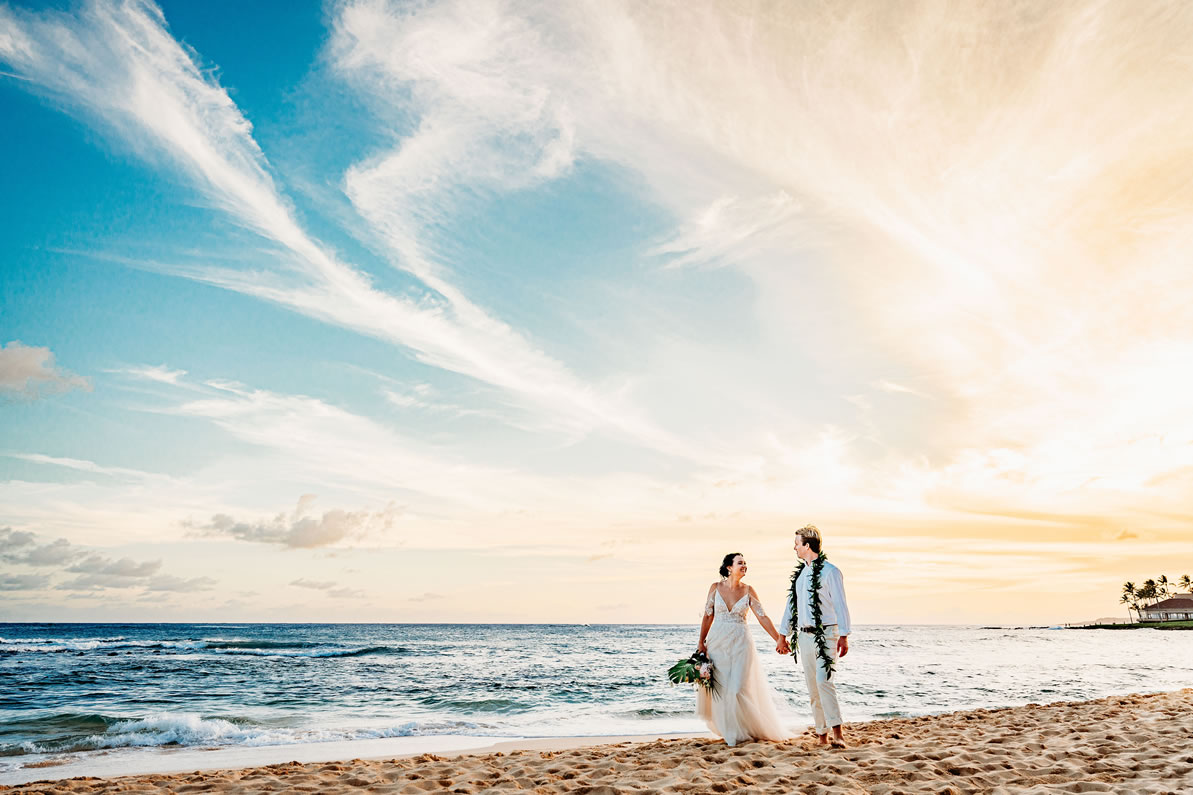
1140;593;1193;621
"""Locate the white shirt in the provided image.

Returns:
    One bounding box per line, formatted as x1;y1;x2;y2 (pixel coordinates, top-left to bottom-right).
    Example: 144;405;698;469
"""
780;559;851;636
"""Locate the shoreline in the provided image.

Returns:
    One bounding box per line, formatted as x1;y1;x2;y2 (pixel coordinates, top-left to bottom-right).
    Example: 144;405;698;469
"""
1068;621;1193;630
0;732;711;788
5;689;1191;793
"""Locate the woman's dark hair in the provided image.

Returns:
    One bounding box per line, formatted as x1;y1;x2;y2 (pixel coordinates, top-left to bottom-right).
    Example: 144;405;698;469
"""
719;552;742;579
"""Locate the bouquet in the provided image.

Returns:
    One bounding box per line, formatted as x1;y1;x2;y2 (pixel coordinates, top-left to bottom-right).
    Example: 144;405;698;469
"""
667;651;719;696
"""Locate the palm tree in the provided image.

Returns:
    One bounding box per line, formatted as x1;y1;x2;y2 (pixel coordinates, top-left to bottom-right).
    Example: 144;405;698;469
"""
1157;575;1171;599
1135;580;1159;620
1180;574;1192;593
1121;581;1139;622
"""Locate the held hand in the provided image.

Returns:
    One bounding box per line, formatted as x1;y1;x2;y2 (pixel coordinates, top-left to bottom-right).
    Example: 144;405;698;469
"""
837;635;849;658
775;637;790;655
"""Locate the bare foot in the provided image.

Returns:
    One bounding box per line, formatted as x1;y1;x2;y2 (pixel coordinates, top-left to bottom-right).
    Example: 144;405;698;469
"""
830;728;847;748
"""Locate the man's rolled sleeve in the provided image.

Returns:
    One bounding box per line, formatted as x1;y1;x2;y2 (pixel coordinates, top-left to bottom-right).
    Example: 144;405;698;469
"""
829;568;851;636
779;597;793;635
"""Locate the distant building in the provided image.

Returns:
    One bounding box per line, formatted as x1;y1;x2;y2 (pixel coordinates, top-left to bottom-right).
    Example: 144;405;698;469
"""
1140;594;1193;622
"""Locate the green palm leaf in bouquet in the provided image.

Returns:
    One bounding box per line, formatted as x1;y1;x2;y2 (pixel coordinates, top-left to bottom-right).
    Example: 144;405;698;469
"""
666;651;719;696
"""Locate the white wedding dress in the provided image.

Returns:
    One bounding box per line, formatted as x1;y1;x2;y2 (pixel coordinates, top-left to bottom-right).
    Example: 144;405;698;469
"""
696;588;790;746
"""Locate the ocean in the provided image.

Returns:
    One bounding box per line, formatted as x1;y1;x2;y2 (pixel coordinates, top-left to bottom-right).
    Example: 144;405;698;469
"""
3;623;1192;779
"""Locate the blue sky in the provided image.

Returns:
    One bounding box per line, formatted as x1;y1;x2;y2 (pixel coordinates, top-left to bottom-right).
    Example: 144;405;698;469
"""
2;0;1192;624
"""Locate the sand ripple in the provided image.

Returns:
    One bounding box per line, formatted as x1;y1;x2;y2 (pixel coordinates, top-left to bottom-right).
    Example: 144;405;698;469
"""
5;689;1193;793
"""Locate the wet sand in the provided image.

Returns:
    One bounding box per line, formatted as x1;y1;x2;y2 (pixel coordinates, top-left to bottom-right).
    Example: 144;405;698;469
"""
5;689;1192;793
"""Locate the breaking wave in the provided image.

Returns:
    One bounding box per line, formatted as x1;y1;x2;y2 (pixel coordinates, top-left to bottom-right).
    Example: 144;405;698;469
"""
0;637;403;658
6;712;491;755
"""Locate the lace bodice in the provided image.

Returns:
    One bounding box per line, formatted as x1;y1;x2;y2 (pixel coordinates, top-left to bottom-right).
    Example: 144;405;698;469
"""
703;587;768;624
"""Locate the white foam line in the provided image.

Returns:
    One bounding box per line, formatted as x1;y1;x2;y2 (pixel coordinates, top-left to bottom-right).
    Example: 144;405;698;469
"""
0;735;512;786
0;732;712;786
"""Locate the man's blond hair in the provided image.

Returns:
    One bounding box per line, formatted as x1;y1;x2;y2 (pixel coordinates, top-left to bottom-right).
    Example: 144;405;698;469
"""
795;523;822;554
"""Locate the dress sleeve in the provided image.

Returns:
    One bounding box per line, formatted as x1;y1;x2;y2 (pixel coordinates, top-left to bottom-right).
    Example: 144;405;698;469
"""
703;587;716;617
749;592;767;619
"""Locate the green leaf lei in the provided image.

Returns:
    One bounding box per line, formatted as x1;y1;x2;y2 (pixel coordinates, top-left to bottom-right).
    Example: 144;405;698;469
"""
788;553;835;679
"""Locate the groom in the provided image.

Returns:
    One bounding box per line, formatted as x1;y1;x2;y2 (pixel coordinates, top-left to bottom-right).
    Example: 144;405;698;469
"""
779;524;852;748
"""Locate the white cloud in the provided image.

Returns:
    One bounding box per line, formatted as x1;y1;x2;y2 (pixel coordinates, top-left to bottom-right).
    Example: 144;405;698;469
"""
67;555;161;578
2;528;84;566
1;529;219;596
55;573;135;591
291;577;365;599
0;574;49;591
191;496;400;549
9;538;82;567
0;341;90;399
0;527;36;552
144;574;217;592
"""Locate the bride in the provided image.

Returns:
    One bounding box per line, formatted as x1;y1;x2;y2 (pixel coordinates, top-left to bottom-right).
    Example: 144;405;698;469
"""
696;553;790;746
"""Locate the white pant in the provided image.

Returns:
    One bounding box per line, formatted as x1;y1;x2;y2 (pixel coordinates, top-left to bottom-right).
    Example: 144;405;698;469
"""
797;627;842;735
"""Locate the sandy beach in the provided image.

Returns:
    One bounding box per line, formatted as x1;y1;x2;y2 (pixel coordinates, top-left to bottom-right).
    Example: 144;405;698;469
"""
5;689;1191;794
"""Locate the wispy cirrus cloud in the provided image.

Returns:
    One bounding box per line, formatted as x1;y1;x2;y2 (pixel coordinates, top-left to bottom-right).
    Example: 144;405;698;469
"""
0;0;703;464
4;453;177;485
875;381;933;400
598;1;1193;507
327;0;1193;528
331;0;578;284
651;192;804;270
166;384;546;510
148;371;861;527
113;364;188;386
